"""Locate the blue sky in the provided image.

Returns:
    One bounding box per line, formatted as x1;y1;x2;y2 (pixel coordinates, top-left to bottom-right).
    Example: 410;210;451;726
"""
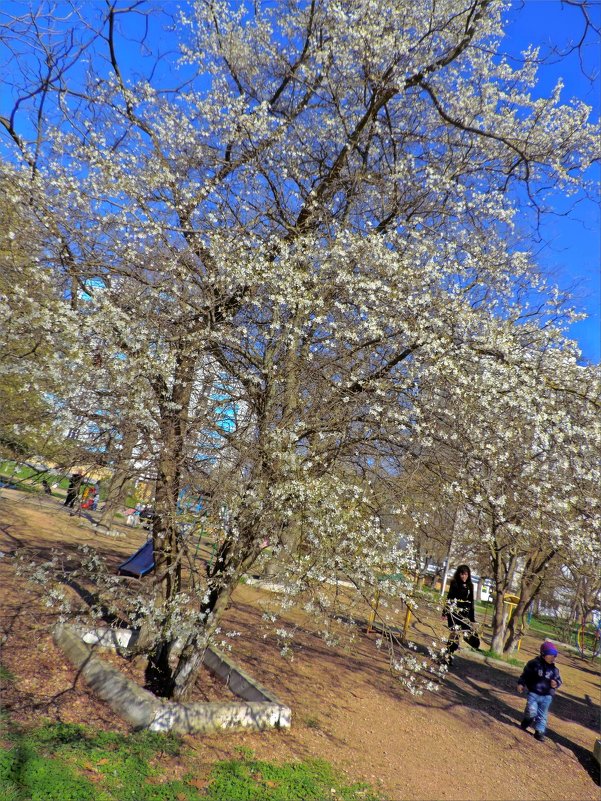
1;1;598;361
502;1;600;363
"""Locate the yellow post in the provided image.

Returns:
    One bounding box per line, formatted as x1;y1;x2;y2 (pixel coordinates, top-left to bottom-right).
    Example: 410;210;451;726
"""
367;589;380;633
402;605;412;640
503;593;520;623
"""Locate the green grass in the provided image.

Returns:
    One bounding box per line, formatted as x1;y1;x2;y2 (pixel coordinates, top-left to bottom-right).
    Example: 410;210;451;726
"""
0;461;70;493
0;664;16;683
0;721;380;801
481;648;523;667
203;756;380;800
0;462;38;481
0;723;190;801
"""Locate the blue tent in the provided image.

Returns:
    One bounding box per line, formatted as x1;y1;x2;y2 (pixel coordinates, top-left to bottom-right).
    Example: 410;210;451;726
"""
117;539;155;577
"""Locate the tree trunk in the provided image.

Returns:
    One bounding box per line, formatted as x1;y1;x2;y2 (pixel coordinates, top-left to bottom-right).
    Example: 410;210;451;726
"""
97;427;137;530
489;542;517;654
503;596;532;654
170;531;261;700
145;640;176;698
503;549;557;653
142;353;196;696
490;591;508;653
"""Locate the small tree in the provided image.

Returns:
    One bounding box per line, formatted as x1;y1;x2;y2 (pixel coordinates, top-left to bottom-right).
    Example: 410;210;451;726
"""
410;343;600;653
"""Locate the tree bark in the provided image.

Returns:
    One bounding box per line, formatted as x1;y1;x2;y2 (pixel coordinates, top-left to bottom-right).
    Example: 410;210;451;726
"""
489;541;517;653
142;352;196;695
502;549;557;653
96;426;137;530
170;530;261;700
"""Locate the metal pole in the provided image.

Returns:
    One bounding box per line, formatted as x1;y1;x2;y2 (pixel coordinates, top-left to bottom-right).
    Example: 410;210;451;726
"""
367;589;380;633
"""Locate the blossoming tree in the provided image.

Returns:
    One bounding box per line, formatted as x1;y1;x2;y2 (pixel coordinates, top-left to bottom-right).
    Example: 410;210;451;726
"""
401;333;600;653
1;0;598;697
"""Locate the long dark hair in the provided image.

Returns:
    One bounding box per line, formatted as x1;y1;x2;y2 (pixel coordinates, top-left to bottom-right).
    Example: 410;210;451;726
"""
451;564;473;589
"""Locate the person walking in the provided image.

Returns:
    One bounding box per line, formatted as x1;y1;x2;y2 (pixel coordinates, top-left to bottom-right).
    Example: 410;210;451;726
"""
517;641;562;742
442;564;476;663
63;473;82;508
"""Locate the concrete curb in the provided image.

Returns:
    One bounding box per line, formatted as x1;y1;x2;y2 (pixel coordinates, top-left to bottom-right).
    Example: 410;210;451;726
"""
54;624;291;734
53;625;158;729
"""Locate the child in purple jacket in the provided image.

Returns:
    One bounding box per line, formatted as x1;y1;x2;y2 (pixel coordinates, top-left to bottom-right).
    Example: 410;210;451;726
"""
517;641;562;742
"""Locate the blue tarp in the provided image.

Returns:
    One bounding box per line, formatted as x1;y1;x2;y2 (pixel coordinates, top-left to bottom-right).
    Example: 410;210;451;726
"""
117;539;155;577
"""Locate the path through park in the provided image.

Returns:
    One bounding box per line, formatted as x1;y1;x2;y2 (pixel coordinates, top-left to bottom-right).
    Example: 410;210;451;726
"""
0;488;599;800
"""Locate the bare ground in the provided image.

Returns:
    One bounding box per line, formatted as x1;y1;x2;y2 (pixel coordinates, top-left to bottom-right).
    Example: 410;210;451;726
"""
0;488;599;801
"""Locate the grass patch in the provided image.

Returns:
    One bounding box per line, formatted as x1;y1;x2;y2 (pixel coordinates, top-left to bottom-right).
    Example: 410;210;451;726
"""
0;723;190;801
0;664;16;683
204;757;380;800
481;649;523;667
0;721;380;801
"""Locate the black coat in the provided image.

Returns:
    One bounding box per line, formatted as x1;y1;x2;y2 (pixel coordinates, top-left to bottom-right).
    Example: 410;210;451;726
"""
445;579;475;630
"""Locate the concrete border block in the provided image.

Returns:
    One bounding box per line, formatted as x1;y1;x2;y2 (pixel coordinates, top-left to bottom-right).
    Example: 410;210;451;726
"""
80;626;138;651
201;646;278;703
53;624;291;734
53;625;159;729
149;700;291;734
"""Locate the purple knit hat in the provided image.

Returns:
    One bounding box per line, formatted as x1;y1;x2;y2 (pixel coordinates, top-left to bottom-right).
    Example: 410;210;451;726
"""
540;641;558;657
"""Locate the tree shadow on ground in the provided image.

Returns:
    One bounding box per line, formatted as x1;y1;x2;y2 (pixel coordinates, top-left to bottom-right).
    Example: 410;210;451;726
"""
439;655;600;785
226;597;600;785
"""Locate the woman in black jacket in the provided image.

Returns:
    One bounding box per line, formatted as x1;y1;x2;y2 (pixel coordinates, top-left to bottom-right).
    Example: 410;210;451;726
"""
443;564;476;660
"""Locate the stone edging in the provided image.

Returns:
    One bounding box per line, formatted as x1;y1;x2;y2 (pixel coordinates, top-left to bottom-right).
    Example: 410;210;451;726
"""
53;624;291;734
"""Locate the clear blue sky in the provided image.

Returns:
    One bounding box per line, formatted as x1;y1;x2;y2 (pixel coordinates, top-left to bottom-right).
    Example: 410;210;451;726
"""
503;1;600;364
1;0;599;361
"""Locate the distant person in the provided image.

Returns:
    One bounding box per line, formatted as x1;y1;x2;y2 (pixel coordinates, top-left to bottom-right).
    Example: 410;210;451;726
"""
126;506;141;527
81;483;98;510
63;473;82;508
442;564;476;663
41;479;52;495
90;483;100;510
517;641;562;742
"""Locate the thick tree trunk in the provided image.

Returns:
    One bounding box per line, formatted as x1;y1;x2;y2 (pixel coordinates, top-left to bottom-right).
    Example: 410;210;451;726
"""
489;542;517;654
170;527;262;700
169;580;233;700
490;592;507;653
503;596;532;654
145;640;176;698
142;352;196;695
503;549;557;653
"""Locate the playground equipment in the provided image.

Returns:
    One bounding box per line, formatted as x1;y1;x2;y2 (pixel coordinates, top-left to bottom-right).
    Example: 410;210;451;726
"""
576;615;601;659
117;539;155;577
503;593;523;651
117;525;213;578
503;593;520;618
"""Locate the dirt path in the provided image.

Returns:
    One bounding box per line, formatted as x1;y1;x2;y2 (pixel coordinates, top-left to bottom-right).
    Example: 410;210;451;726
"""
1;489;599;800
